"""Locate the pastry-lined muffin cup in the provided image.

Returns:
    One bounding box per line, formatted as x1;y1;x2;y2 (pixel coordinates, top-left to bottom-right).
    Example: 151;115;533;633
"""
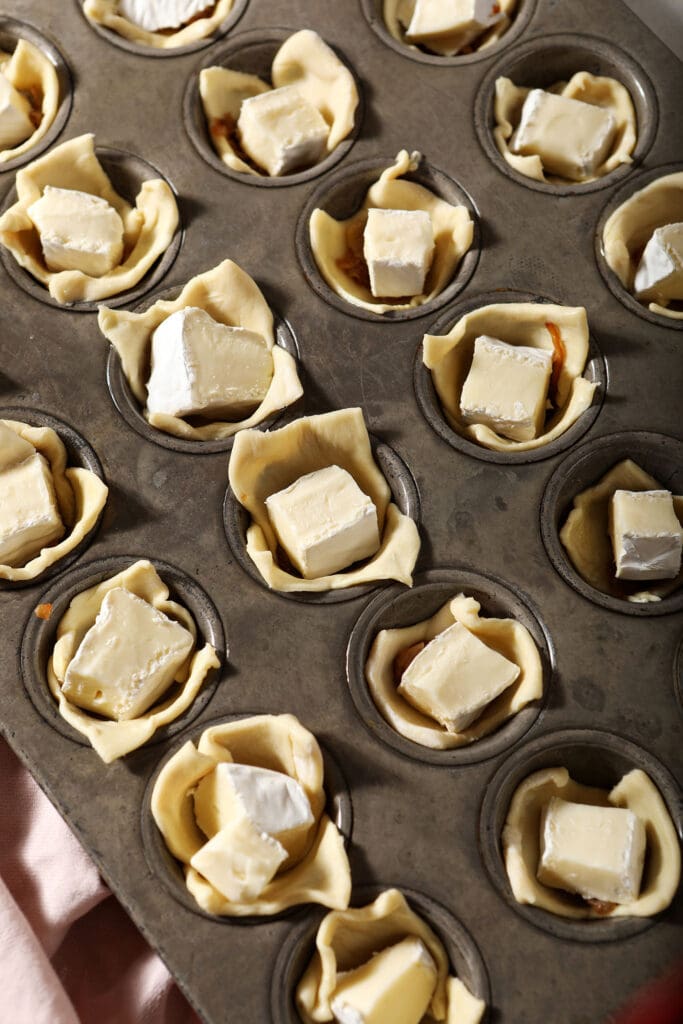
141;714;352;922
346;568;554;765
0;18;72;172
479;728;682;941
541;431;683;616
414;290;606;464
474;33;657;195
295;154;480;322
184;27;363;186
20;556;225;752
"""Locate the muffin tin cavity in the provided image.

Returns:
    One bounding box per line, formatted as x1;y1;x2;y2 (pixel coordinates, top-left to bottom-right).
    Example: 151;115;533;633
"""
296;155;480;322
183;28;363;186
475;33;658;195
346;567;554;765
360;0;538;66
479;728;683;942
414;290;606;464
0;18;72;172
0;147;182;311
223;434;420;605
541;431;683;616
20;555;225;747
140;717;352;922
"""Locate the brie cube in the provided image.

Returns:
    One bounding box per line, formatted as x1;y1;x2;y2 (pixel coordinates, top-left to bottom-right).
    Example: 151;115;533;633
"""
117;0;211;31
193;762;314;843
62;588;194;721
237;86;329;177
459;335;553;442
27;186;124;278
609;489;683;581
510;89;617;181
363;208;434;299
146;307;273;420
633;223;683;303
0;422;36;472
265;465;380;579
405;0;503;51
331;937;437;1024
189;817;287;903
0;73;34;150
398;621;520;732
538;797;646;904
0;452;64;567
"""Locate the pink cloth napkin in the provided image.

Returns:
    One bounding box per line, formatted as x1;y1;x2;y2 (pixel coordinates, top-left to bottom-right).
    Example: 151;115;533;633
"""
0;739;199;1024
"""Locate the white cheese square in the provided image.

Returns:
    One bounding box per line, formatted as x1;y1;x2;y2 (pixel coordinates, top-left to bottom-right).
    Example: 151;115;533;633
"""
0;422;36;472
633;223;683;303
331;937;437;1024
190;817;287;903
0;451;64;567
363;208;435;299
146;306;273;420
405;0;503;51
0;72;34;150
398;621;520;732
609;489;683;581
193;762;314;844
265;465;380;579
237;85;329;177
27;186;124;278
459;335;553;442
117;0;211;31
62;587;194;721
510;89;617;181
538;797;646;904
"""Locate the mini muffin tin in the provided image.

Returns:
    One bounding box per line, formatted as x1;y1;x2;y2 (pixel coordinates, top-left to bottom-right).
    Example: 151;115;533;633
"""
0;2;681;1022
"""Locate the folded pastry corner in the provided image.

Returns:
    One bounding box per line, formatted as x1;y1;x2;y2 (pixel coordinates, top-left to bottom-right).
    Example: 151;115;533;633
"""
82;0;235;50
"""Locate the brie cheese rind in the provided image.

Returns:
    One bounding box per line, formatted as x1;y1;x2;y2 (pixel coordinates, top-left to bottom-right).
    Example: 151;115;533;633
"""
366;594;542;749
309;150;474;314
493;72;636;184
296;888;486;1024
503;767;681;919
47;560;220;763
383;0;517;57
560;459;683;603
0;419;107;582
228;408;421;592
97;260;302;441
0;40;60;164
82;0;234;50
602;172;683;320
199;29;359;176
150;714;352;916
0;133;179;304
423;303;597;452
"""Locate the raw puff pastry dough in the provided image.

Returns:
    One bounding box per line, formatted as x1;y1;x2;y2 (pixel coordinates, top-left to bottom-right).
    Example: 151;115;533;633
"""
366;594;542;749
0;40;60;164
0;133;178;304
0;419;107;582
228;407;421;592
560;459;683;603
494;72;636;184
423;303;598;452
47;559;219;763
200;29;359;176
602;171;683;320
309;150;474;314
503;766;681;919
83;0;235;50
296;888;486;1024
151;714;352;916
383;0;517;56
98;260;303;441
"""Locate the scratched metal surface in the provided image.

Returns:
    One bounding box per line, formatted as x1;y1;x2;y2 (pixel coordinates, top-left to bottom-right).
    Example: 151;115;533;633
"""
0;1;682;1022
